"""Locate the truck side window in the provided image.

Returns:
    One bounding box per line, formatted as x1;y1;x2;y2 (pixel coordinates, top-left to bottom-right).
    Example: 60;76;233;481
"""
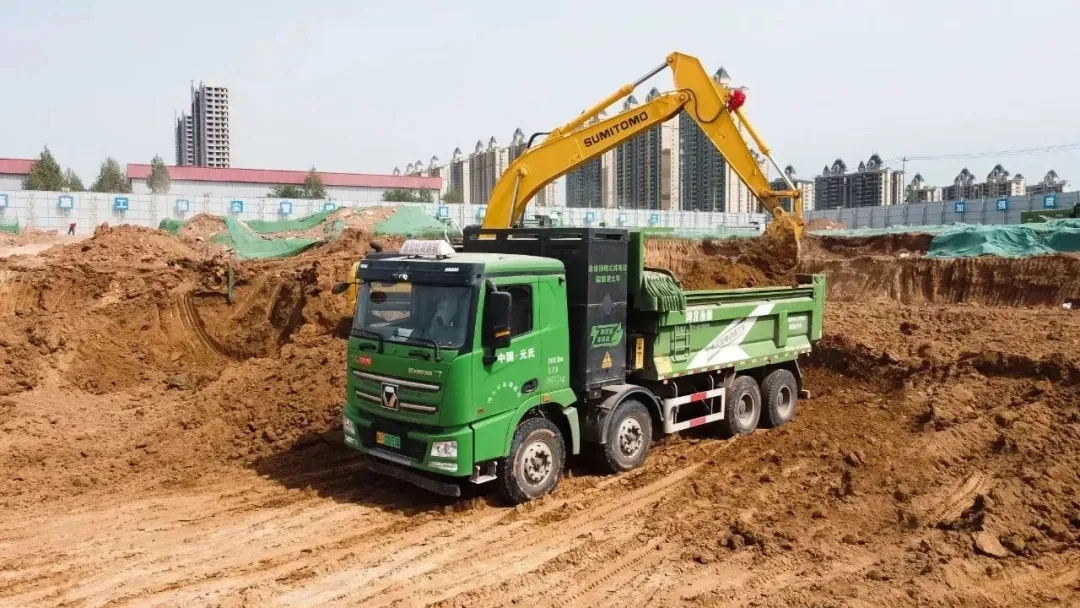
504;285;533;338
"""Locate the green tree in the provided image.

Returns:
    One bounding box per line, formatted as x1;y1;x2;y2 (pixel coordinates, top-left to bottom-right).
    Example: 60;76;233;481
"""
90;157;131;193
442;189;463;204
147;155;172;194
63;169;85;192
418;189;434;203
381;189;429;203
268;184;305;198
23;147;65;191
302;167;327;199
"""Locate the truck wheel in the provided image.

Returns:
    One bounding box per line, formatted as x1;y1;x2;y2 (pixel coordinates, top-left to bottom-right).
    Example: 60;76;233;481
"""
761;368;798;428
597;398;653;474
721;375;761;436
496;417;565;505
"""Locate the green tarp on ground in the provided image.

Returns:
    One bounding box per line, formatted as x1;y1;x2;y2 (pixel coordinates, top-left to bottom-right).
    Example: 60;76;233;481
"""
926;219;1080;258
0;220;19;235
375;205;454;238
158;218;184;235
212;216;320;259
809;224;950;237
246;209;335;234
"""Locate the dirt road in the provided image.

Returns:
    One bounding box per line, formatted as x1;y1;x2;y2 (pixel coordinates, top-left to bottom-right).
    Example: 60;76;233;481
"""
2;226;1079;607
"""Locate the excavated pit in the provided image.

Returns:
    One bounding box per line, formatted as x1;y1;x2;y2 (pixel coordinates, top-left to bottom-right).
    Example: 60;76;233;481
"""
2;225;1079;606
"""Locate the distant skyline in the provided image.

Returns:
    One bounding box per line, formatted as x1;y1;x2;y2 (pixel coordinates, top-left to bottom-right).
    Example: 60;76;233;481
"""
2;0;1077;205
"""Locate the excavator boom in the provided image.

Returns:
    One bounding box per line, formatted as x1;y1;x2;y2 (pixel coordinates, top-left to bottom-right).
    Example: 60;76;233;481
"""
480;52;804;259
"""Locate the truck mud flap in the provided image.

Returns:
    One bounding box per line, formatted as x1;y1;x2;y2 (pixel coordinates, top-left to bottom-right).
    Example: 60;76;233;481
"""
366;459;463;498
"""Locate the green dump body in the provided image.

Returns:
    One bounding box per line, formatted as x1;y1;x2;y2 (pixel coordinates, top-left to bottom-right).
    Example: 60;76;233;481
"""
626;231;825;382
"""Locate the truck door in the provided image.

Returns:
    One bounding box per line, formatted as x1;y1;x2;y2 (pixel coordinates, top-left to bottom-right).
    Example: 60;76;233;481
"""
473;279;545;420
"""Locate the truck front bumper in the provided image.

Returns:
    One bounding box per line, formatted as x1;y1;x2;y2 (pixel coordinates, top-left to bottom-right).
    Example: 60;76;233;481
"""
365;460;463;497
341;403;474;481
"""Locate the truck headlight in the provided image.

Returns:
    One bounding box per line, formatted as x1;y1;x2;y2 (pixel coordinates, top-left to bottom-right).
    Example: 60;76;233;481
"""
342;414;356;436
430;440;457;459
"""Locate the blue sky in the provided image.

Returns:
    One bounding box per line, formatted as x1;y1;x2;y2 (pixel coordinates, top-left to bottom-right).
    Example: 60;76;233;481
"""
2;0;1078;198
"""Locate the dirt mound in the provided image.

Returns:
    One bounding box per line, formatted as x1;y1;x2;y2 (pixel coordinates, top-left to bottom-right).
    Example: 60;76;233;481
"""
179;213;227;240
42;223;214;267
806;232;934;259
805;217;847;231
645;236;797;289
801;254;1080;306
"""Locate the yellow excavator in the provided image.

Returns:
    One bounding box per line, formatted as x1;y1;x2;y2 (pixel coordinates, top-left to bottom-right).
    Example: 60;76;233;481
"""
340;52;804;307
482;51;805;254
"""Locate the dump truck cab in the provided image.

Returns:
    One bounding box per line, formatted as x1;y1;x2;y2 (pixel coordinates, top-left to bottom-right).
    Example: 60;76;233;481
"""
341;239;578;496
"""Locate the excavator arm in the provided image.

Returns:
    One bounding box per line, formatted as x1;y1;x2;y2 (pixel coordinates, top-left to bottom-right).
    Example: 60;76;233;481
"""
480;52;804;258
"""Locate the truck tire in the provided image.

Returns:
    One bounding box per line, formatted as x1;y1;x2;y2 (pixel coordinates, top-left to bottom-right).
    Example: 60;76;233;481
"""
761;368;798;428
596;398;653;474
721;375;761;436
496;417;566;505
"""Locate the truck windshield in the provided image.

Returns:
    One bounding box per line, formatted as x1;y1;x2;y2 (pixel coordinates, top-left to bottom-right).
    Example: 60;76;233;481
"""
353;281;473;349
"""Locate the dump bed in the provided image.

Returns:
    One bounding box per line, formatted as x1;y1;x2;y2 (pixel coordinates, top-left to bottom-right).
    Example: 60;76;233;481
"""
625;231;824;382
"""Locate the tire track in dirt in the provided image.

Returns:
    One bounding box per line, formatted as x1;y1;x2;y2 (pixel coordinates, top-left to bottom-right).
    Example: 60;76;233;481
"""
913;470;992;526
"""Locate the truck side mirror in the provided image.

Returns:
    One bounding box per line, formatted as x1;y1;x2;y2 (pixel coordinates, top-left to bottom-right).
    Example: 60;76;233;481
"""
331;282;351;295
483;291;513;351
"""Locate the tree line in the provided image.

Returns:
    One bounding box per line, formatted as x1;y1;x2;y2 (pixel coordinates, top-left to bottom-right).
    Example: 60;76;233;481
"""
20;146;445;202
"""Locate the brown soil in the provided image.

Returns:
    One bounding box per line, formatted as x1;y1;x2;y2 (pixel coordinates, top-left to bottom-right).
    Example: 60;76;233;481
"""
805;217;847;231
1;228;1079;607
179;212;227;240
646;236;798;289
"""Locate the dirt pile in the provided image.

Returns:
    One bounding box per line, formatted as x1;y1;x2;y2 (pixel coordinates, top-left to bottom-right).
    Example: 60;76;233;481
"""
178;213;227;240
645;236;798;289
805;217;847;231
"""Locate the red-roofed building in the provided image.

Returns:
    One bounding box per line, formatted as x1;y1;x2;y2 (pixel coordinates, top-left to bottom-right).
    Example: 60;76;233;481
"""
126;163;442;202
0;158;34;190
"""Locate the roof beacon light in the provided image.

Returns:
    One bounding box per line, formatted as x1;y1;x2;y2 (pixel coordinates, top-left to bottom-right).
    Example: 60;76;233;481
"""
400;239;455;259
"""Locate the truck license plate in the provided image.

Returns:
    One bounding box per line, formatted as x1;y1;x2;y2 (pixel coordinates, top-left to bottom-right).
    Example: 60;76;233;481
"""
376;431;401;449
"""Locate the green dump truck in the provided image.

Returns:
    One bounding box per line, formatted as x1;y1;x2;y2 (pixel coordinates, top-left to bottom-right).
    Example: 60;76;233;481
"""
338;227;825;504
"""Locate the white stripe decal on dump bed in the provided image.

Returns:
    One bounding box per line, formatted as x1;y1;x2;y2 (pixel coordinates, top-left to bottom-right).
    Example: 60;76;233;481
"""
686;303;775;371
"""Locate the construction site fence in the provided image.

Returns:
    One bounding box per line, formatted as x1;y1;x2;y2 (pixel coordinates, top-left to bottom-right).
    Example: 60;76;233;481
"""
0;189;769;236
806;191;1079;229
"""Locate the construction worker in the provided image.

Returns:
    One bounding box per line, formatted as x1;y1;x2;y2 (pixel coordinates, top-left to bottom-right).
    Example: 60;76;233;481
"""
67;222;76;235
424;290;464;346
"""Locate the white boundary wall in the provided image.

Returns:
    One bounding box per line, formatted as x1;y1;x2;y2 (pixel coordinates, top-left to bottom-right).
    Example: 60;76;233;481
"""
0;190;768;236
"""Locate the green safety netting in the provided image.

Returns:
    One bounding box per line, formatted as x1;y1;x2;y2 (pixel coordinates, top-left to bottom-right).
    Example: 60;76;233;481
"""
246;209;336;234
0;220;19;235
212;217;320;259
158;218;184;235
926;219;1080;258
375;205;456;238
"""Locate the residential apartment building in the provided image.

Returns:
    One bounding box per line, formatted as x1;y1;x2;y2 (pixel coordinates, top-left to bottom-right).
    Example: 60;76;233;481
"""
1027;170;1070;196
905;173;943;203
566;112;616;209
174;81;231;168
448;147;471;205
724;153;768;214
468;137;509;206
174;114;194;166
769;166;816;212
613;90;680;210
814;155;903;208
941;165;1025;201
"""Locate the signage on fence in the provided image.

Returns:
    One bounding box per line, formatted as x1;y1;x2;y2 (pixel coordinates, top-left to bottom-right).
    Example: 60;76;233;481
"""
475;205;486;220
649;212;659;226
322;201;337;212
113;197;129;211
954;201;965;214
176;199;190;213
279;200;293;215
0;194;7;209
996;197;1008;211
58;195;74;210
437;205;449;219
618;213;627;225
584;212;596;224
230;200;244;214
1044;194;1057;209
